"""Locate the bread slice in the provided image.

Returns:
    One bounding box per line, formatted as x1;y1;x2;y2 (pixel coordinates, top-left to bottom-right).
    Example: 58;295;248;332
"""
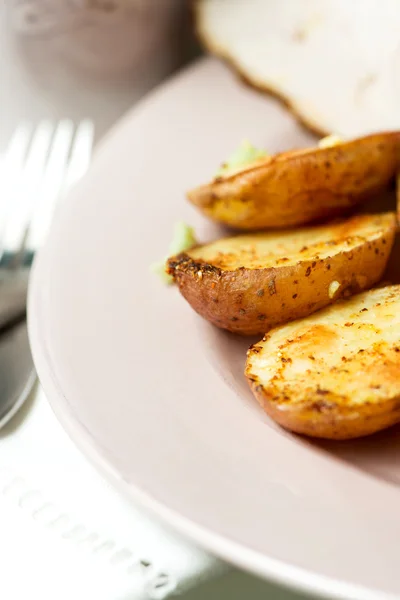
196;0;400;136
246;285;400;439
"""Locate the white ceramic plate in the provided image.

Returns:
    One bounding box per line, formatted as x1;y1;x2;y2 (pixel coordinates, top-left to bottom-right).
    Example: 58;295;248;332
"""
28;59;400;600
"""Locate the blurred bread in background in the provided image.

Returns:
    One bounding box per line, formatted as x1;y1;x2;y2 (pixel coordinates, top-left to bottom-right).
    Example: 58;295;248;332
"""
195;0;400;136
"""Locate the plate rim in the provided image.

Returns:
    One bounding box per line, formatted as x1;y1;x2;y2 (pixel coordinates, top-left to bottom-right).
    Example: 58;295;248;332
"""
27;58;399;600
29;249;395;600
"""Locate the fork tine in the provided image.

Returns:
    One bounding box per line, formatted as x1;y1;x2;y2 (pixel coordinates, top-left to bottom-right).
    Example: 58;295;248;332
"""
25;120;75;253
0;123;33;257
2;121;54;257
63;119;94;192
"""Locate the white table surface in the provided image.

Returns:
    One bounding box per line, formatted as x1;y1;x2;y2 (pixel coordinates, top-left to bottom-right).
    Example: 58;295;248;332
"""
0;9;318;600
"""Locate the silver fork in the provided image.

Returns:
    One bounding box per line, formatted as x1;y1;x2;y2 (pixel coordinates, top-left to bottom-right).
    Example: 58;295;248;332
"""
0;120;94;428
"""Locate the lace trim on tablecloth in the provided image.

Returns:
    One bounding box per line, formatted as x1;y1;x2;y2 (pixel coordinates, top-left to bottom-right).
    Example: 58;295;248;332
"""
0;465;176;599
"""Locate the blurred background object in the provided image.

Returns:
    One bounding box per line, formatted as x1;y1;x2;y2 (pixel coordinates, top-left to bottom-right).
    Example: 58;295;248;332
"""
9;0;188;78
1;0;199;144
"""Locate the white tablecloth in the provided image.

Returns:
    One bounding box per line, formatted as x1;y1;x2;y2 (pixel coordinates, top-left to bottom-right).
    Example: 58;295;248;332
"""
0;388;226;599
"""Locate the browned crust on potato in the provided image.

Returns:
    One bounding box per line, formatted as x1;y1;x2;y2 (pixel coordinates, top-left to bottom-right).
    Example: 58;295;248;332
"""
167;213;396;335
187;131;400;230
247;377;400;440
397;171;400;226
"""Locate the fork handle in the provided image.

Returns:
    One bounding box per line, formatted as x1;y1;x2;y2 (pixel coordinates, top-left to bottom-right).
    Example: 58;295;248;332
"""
0;270;28;332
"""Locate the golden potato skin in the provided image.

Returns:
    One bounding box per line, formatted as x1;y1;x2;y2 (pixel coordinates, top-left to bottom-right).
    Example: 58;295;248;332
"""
249;382;400;440
167;213;396;335
246;285;400;439
187;131;400;230
397;171;400;225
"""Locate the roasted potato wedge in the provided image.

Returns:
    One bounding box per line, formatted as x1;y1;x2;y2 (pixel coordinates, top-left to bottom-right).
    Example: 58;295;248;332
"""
167;212;396;335
397;171;400;225
187;131;400;230
246;285;400;440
